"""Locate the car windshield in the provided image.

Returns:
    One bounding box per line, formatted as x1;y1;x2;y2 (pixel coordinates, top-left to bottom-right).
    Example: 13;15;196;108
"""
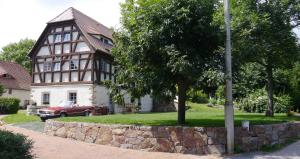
55;101;73;107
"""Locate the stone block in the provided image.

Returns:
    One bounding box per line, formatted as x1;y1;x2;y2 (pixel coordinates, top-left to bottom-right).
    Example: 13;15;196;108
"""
55;127;67;138
112;128;126;136
95;127;112;145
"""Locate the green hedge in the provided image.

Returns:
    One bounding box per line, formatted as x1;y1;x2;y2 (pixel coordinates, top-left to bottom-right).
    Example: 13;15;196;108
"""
0;130;34;159
237;89;292;113
0;98;20;114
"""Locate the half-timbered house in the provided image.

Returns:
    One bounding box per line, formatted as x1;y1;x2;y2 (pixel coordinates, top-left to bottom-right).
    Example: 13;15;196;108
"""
28;7;153;112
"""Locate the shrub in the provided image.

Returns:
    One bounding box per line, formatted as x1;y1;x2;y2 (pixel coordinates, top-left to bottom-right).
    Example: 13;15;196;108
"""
209;98;217;106
237;89;292;113
0;97;20;114
0;130;34;159
188;89;209;103
274;95;292;113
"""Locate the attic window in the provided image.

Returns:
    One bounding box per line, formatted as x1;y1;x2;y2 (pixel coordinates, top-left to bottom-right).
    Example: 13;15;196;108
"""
2;74;12;78
92;34;113;46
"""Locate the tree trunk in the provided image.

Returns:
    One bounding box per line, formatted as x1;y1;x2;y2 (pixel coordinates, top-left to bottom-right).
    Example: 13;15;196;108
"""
266;65;274;117
177;81;188;125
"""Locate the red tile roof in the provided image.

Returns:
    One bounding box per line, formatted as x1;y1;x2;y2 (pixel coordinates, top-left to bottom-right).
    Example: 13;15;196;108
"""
0;61;31;90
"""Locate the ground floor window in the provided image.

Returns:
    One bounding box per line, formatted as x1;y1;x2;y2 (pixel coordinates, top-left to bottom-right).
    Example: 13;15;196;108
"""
42;93;50;105
69;92;77;104
8;89;12;94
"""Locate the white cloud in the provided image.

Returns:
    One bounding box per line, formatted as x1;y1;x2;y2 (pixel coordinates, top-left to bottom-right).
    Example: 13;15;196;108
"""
0;0;123;49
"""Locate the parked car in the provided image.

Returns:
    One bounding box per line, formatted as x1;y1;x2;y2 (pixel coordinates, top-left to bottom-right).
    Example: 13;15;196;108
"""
38;101;94;122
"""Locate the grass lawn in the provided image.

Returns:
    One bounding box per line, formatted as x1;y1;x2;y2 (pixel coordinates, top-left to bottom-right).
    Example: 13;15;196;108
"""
1;110;40;124
56;103;300;127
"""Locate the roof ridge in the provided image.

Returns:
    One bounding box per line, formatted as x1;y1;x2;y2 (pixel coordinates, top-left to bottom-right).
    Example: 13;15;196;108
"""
48;7;75;24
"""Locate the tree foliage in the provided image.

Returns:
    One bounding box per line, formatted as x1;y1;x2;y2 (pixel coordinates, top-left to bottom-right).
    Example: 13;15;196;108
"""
112;0;221;124
229;0;300;116
0;39;36;73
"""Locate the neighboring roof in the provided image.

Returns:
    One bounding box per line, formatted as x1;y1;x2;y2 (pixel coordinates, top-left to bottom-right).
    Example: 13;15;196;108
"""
48;7;113;53
0;61;31;90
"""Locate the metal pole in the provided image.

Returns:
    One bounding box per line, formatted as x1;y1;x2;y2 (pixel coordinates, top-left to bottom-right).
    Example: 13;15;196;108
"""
224;0;235;154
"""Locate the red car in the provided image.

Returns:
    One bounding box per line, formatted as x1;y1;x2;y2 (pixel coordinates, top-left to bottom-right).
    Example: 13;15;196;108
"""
38;101;94;122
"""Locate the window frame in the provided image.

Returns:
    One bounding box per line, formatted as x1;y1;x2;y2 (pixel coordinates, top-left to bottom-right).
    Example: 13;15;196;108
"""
69;60;79;70
43;62;52;72
42;92;50;105
8;88;12;94
53;62;61;71
68;92;77;104
63;33;71;42
54;34;62;43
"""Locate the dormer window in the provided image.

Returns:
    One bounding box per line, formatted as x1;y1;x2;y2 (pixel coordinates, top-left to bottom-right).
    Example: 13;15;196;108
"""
92;34;113;46
2;74;12;78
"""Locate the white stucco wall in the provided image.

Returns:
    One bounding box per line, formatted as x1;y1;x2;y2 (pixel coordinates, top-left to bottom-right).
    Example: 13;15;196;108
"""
30;84;153;112
31;84;93;107
2;89;30;106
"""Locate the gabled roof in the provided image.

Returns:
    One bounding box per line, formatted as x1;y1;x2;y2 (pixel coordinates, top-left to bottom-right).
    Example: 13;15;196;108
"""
29;7;113;57
0;61;31;90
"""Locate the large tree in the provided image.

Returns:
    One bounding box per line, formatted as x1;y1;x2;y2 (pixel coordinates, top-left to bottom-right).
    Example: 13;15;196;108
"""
112;0;221;124
0;39;36;72
230;0;300;116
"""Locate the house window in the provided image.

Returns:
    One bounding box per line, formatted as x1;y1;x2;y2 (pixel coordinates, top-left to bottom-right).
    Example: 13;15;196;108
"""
70;60;78;70
42;93;50;105
63;44;71;53
69;92;77;104
43;62;52;72
63;33;71;42
8;89;12;94
101;60;107;72
53;62;61;71
54;34;62;43
55;45;62;54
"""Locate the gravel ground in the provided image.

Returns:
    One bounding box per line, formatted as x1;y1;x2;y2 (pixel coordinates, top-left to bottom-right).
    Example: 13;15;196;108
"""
13;122;45;132
0;125;220;159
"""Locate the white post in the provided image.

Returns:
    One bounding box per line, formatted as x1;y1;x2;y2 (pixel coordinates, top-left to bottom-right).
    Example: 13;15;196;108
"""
224;0;235;154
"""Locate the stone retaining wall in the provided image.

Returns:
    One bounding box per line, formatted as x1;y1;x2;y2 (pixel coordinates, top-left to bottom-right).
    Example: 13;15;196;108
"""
44;120;300;155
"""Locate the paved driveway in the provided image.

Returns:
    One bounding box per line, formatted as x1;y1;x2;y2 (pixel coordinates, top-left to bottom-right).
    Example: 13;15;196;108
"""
227;141;300;159
0;125;219;159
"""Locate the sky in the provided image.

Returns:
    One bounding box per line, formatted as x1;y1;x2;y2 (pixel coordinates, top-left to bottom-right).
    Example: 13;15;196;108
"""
0;0;299;50
0;0;124;49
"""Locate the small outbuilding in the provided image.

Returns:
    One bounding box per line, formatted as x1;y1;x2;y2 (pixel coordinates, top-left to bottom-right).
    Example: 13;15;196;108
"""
0;61;31;107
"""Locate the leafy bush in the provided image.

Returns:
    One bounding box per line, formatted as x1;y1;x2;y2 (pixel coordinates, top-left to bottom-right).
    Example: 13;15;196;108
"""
237;89;292;113
237;89;267;113
188;89;209;103
0;98;20;114
209;98;217;106
0;130;34;159
274;95;292;113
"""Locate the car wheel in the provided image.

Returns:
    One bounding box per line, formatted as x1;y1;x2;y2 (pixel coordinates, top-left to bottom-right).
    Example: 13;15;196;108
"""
60;113;67;117
41;117;46;122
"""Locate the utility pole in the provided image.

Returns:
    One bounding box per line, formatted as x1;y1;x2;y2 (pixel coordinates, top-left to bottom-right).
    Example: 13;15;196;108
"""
224;0;234;154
